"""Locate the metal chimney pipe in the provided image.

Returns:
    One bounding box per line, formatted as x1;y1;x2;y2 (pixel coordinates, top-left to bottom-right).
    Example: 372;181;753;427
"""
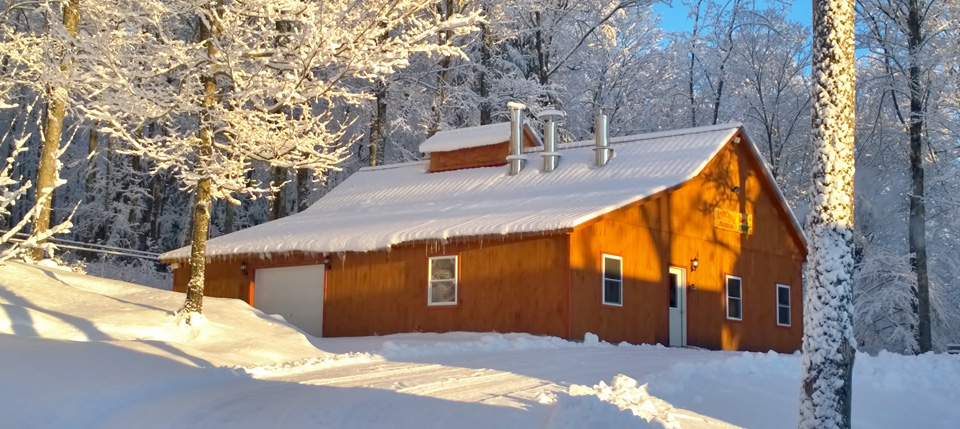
507;101;526;175
537;107;564;172
593;108;613;166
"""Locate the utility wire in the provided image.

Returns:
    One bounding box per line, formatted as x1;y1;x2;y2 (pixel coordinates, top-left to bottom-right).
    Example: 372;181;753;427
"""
1;230;162;261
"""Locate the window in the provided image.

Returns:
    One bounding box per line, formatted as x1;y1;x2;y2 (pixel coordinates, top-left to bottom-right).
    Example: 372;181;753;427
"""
602;255;623;306
726;275;742;320
776;284;790;326
428;256;457;306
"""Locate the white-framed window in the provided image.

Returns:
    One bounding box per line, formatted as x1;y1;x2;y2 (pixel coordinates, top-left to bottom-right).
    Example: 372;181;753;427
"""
428;256;457;306
726;275;742;320
776;284;791;326
602;254;623;306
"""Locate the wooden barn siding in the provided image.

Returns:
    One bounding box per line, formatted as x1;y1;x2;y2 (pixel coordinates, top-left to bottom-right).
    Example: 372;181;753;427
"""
429;142;508;172
171;253;327;303
172;235;570;338
172;258;248;300
427;128;540;173
569;136;804;352
323;235;569;338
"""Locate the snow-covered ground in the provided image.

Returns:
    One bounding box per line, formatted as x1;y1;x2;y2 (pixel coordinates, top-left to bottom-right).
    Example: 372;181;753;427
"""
0;261;956;428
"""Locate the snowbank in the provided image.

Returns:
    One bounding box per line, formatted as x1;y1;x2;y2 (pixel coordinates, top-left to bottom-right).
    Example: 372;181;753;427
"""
2;262;957;428
556;375;679;428
0;261;329;368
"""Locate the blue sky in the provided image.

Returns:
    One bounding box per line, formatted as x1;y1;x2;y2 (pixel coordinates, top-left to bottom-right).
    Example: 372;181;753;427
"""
652;1;812;34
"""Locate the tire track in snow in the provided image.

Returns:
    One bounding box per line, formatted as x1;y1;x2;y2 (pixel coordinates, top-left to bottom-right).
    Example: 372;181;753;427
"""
293;362;446;387
284;361;561;408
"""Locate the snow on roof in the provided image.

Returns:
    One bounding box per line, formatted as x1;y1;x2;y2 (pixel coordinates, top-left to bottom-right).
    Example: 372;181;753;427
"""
162;123;798;260
418;121;541;153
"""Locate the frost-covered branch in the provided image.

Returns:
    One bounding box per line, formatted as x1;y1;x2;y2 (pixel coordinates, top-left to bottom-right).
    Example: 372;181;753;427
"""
0;99;74;263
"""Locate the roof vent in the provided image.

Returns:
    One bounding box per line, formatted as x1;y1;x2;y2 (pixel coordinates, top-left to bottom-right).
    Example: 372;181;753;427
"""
537;108;564;172
507;102;526;175
594;108;613;166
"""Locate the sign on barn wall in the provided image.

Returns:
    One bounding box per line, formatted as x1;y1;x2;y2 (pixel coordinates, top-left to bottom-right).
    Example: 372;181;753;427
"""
715;209;753;234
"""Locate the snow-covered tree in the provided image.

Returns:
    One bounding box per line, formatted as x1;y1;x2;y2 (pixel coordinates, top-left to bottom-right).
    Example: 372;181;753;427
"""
81;0;479;322
800;0;857;427
0;101;74;263
0;0;81;262
854;0;960;353
732;7;811;184
680;0;748;127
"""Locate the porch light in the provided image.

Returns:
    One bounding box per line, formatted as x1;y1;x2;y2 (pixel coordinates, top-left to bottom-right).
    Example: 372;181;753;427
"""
240;262;248;275
691;257;699;272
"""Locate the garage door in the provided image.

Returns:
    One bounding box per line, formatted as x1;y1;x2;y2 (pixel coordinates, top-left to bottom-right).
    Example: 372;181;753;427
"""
253;264;325;337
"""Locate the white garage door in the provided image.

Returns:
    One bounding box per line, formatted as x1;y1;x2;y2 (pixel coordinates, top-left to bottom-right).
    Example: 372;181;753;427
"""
253;264;325;337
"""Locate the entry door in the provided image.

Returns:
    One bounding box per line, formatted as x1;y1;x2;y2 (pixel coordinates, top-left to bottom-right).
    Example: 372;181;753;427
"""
668;267;687;347
254;264;325;337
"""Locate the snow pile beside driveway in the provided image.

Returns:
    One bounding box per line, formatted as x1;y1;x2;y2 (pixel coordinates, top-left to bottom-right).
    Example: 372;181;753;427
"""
0;261;330;368
554;375;679;428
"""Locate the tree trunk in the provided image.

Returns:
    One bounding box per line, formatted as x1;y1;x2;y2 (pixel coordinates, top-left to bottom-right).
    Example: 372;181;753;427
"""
711;0;740;126
534;11;549;87
478;16;492;126
800;0;857;427
269;165;286;220
296;168;310;212
687;0;702;127
369;81;387;166
223;194;236;234
183;175;211;316
128;152;144;249
148;173;165;242
906;0;930;353
28;0;81;261
95;134;113;242
181;0;221;321
86;123;97;197
428;0;455;137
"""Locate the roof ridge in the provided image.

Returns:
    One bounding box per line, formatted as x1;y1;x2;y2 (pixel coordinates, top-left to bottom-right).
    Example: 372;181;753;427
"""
358;160;429;172
550;122;742;151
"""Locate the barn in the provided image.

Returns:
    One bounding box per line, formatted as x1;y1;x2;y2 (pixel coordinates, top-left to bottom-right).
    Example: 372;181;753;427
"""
160;107;807;353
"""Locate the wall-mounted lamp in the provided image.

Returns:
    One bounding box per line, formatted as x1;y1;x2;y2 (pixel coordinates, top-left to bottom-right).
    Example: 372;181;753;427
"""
730;186;741;194
240;262;248;275
691;257;699;272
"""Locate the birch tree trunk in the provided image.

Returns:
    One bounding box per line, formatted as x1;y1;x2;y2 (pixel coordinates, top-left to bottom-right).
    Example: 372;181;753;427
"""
906;0;931;353
800;0;857;426
29;0;81;260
